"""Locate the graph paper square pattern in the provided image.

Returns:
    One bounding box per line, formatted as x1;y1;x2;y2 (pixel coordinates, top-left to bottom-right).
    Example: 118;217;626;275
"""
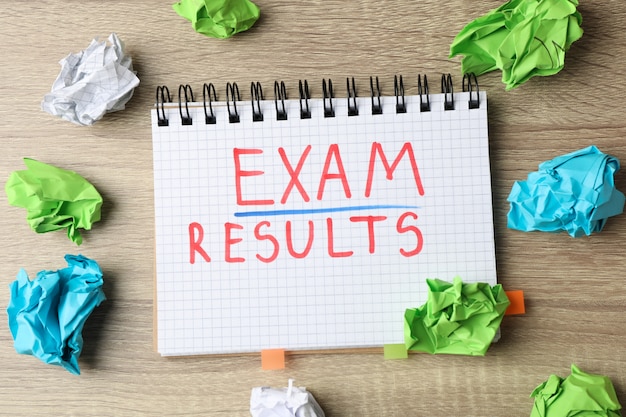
151;89;496;356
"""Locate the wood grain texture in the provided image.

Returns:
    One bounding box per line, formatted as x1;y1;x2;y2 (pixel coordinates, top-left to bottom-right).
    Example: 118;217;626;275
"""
1;1;625;416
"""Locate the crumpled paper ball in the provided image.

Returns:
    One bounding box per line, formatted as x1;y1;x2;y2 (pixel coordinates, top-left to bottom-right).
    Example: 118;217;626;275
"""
449;0;583;90
41;33;140;125
173;0;260;39
250;379;325;417
7;254;106;375
404;277;510;356
507;146;625;237
5;158;103;245
530;364;622;417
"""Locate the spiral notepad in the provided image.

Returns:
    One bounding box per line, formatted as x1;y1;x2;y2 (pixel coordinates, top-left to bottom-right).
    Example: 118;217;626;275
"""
151;74;497;356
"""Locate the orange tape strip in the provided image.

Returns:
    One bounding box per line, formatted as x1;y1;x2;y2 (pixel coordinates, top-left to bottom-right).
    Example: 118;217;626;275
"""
505;290;525;315
261;349;285;370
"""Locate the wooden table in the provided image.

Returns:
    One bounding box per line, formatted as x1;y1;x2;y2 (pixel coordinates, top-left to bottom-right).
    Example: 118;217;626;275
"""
1;1;625;415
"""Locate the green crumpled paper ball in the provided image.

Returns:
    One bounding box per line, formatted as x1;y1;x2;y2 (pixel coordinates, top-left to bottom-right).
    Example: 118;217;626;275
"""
404;277;510;356
5;158;103;245
530;364;622;417
449;0;583;90
173;0;260;39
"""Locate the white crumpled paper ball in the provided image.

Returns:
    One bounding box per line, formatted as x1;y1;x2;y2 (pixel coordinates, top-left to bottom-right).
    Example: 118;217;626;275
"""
250;379;325;417
41;33;140;126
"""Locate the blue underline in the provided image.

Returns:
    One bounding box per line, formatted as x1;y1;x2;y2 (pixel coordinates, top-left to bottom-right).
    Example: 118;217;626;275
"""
234;205;420;217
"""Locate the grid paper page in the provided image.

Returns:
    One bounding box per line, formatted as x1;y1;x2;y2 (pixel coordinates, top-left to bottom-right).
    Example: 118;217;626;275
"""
151;90;495;356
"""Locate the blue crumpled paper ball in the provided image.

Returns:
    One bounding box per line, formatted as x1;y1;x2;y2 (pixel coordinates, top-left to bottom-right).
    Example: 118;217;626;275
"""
6;254;106;375
507;146;625;237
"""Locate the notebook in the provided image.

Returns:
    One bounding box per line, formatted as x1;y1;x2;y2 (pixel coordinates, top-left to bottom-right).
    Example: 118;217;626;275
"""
150;74;496;356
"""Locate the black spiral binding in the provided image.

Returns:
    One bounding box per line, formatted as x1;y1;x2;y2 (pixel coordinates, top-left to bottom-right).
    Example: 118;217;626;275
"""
203;83;217;124
462;73;480;109
418;75;430;112
442;74;454;111
226;82;240;123
156;75;481;126
156;85;171;126
299;80;311;119
250;82;264;122
369;76;382;115
394;75;406;114
178;84;194;125
346;77;358;116
274;81;288;121
322;79;335;118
